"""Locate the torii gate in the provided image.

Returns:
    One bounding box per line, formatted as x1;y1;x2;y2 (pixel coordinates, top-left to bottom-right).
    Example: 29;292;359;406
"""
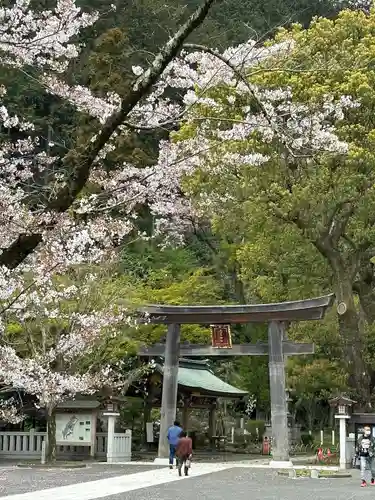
139;294;334;467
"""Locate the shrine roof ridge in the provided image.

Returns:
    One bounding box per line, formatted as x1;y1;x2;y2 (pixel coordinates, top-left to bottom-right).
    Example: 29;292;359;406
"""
139;294;334;324
154;360;248;397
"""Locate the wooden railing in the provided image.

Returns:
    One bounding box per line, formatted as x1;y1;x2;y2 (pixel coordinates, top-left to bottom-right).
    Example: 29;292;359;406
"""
113;431;132;461
0;430;45;458
0;430;132;461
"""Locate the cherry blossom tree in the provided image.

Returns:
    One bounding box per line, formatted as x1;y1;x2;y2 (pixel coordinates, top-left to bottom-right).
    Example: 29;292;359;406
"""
0;0;214;379
0;0;363;293
0;268;150;461
0;397;24;424
138;8;375;401
0;0;217;273
0;0;224;345
0;0;359;279
0;0;218;458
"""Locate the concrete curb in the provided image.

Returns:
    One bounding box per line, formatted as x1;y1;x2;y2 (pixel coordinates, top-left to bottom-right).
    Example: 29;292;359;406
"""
277;469;352;479
16;463;87;469
94;461;341;470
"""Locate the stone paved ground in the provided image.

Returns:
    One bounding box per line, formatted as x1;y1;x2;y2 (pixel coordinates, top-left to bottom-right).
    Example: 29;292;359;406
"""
104;468;369;500
0;464;370;500
0;464;163;497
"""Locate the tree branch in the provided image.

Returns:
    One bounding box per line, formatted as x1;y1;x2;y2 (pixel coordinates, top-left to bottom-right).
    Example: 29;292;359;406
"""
182;42;295;157
0;263;60;318
342;233;357;252
327;202;354;247
0;0;217;270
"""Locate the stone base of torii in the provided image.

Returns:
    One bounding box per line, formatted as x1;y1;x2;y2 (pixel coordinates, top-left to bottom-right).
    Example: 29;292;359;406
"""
139;295;334;467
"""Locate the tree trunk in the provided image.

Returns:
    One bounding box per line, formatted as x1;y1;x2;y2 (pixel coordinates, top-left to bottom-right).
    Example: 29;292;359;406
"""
334;264;371;407
353;249;375;323
306;402;314;432
46;406;57;463
354;279;375;324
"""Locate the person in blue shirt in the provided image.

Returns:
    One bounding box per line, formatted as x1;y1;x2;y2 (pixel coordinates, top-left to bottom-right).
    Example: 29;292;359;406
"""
167;420;183;468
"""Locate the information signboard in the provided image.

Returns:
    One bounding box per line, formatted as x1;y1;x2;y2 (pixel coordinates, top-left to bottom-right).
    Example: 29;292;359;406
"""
55;413;93;446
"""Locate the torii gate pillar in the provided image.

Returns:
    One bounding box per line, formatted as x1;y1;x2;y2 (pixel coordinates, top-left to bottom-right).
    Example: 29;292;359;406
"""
268;321;290;466
157;323;180;459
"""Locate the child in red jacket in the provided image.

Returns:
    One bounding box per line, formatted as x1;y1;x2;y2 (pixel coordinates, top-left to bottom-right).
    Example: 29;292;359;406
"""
176;431;193;477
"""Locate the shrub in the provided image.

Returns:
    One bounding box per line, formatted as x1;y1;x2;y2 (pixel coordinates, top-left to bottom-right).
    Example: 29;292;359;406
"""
233;429;248;448
301;433;314;446
245;420;266;441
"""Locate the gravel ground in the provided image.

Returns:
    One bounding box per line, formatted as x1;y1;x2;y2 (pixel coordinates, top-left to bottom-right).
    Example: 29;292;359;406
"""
103;467;368;500
0;464;163;497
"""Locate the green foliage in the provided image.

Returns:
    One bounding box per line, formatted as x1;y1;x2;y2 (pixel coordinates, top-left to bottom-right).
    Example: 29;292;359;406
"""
133;267;220;306
301;433;314;445
288;358;347;400
119;245;224;344
174;6;375;402
288;357;347;429
119;398;145;445
233;358;270;411
245;419;265;440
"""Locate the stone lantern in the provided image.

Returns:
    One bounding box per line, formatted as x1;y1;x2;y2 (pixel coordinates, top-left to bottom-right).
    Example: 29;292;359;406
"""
329;395;356;469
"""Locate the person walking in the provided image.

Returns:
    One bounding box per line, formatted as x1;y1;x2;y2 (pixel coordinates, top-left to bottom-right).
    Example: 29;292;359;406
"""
176;431;193;477
167;420;182;469
357;425;375;487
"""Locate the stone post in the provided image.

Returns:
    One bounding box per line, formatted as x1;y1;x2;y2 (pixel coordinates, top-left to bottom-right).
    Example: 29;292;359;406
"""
103;411;120;464
29;428;35;453
335;414;350;469
90;411;97;458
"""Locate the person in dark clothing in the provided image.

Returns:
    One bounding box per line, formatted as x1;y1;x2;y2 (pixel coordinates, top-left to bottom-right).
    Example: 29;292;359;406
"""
357;425;375;487
176;431;193;477
167;420;182;469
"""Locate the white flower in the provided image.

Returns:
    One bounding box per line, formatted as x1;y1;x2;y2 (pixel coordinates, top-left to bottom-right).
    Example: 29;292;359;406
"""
132;66;144;76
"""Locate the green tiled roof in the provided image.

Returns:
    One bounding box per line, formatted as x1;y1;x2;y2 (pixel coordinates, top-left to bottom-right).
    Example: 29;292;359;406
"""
156;359;247;398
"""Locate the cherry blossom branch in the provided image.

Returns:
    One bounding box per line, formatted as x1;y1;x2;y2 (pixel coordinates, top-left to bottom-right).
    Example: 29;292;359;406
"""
0;0;217;270
182;42;297;157
0;263;60;318
122;40;283;132
0;397;25;424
